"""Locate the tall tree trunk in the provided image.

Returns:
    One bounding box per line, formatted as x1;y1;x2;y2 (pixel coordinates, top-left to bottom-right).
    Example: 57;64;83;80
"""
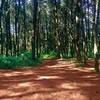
93;0;100;72
32;0;38;60
5;0;11;56
0;0;5;54
22;0;27;51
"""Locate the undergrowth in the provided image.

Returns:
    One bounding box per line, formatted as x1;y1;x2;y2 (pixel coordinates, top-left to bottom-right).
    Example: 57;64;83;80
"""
41;51;58;59
0;51;41;69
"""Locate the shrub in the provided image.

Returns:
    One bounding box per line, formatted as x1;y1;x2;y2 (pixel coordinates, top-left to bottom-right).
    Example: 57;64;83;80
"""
0;51;41;69
41;51;58;59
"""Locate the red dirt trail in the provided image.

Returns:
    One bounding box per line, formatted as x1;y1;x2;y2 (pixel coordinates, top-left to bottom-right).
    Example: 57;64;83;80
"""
0;59;100;100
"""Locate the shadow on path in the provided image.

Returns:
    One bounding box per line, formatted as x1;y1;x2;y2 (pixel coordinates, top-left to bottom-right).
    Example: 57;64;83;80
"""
0;59;100;100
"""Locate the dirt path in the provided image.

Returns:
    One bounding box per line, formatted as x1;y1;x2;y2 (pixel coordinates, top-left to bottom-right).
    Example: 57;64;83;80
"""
0;59;100;100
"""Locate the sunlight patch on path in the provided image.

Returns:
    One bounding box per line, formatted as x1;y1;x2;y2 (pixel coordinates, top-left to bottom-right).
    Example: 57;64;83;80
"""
60;83;78;89
1;70;34;77
37;76;61;80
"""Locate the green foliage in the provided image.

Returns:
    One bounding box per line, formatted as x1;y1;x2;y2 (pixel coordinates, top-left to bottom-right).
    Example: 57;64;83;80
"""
41;51;58;59
87;51;94;58
0;51;41;69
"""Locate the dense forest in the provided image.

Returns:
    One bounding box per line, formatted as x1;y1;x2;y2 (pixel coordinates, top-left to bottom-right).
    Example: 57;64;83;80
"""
0;0;100;72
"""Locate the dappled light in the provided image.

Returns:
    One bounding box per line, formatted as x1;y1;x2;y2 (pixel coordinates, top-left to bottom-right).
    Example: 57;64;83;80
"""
0;59;100;100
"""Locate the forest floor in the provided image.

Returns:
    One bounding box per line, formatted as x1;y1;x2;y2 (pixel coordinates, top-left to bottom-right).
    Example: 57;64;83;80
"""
0;59;100;100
